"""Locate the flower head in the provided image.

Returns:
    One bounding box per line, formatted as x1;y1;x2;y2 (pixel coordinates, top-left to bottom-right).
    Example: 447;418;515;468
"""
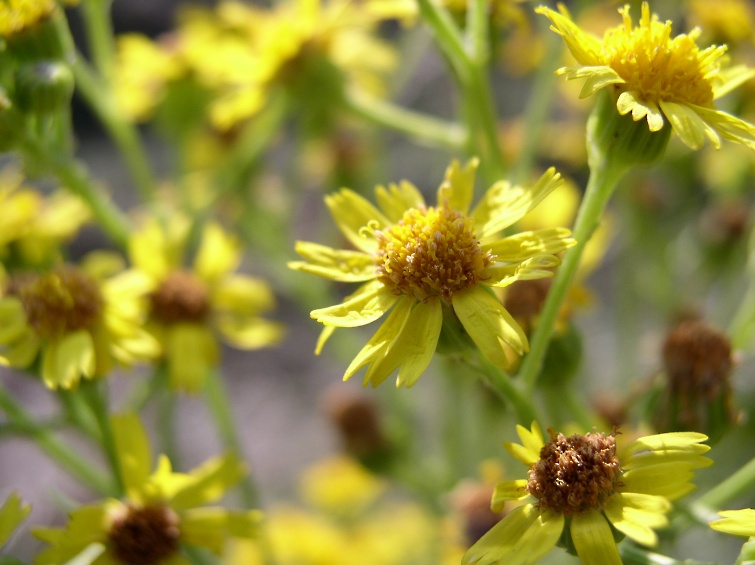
0;260;159;389
129;216;284;392
0;0;56;38
34;412;260;564
463;423;711;565
289;159;574;387
538;2;755;151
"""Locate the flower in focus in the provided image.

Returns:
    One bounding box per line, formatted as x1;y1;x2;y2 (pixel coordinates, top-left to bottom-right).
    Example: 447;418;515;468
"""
0;258;159;390
34;412;260;565
710;509;755;536
0;492;30;548
463;422;711;565
538;2;755;150
129;216;284;392
0;166;89;267
289;158;574;387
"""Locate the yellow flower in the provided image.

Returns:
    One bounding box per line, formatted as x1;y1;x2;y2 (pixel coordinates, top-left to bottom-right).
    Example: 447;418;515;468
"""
299;456;385;517
710;509;755;537
0;492;30;548
463;423;711;565
0;0;56;38
34;412;260;565
0;166;90;267
538;2;755;151
129;216;284;392
289;158;574;387
0;260;159;389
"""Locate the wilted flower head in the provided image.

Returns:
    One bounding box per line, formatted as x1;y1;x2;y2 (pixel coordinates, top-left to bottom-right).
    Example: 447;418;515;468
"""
538;2;755;151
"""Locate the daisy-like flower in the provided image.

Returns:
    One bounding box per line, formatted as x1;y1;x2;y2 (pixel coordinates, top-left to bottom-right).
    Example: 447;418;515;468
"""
34;412;261;565
537;2;755;151
463;423;711;565
710;508;755;537
289;159;575;387
129;216;284;392
0;259;159;390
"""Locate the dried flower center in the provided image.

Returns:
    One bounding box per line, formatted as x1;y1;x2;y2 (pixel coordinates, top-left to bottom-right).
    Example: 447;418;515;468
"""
108;504;181;565
374;205;494;302
11;266;103;339
150;271;211;325
601;4;717;106
527;432;621;515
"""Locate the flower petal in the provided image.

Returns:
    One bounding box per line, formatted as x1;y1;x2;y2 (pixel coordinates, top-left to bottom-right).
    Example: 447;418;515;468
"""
42;331;96;390
693;105;755;151
375;181;425;222
343;297;412;383
620;432;711;469
194;223;241;283
436;158;478;214
485;229;575;262
659;100;720;150
535;6;603;66
289;241;377;282
710;509;755;537
181;507;262;554
165;324;218;393
363;298;442;388
570;509;622;565
311;281;397;327
491;480;529;512
558;65;624;98
712;65;755;100
486;254;562;288
0;492;30;547
325;189;391;253
617;91;664;132
168;453;247;510
620;462;698;500
453;286;528;367
112;412;152;501
603;492;669;547
473;168;563;239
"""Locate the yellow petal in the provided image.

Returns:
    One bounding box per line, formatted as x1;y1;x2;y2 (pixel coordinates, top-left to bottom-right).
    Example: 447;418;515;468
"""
41;331;96;390
617;91;664;132
693;105;755;151
111;412;153;501
181;507;262;554
194;223;241;283
620;462;697;500
485;229;575;262
315;325;336;355
486;254;562;288
491;480;529;512
0;492;30;547
216;317;285;349
603;493;669;547
659;100;720;150
436;158;478;214
535;5;603;66
452;286;528;366
620;432;711;468
168;452;247;510
166;324;218;393
311;281;397;327
289;241;377;282
473;168;563;240
211;276;277;315
375;181;425;222
558;65;624;98
710;509;755;537
712;65;755;100
343;297;412;383
324;189;390;253
570;509;622;565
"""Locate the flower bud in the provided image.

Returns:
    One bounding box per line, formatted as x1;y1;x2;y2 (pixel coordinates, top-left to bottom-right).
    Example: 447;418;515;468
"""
14;60;73;115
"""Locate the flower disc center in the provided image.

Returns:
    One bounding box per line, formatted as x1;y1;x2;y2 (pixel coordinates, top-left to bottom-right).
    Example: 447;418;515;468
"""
374;205;493;302
150;271;211;325
108;503;181;565
602;7;714;106
13;266;103;339
527;431;621;515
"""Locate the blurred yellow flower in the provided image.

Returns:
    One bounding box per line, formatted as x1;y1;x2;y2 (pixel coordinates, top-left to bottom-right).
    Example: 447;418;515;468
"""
129;216;284;392
0;260;159;390
464;423;711;565
0;167;89;267
290;158;574;387
299;455;385;516
688;0;755;45
34;412;260;565
0;0;55;37
538;2;755;151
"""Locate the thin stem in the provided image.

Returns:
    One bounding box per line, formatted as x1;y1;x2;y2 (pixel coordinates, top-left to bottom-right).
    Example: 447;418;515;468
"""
464;63;506;182
416;0;469;82
204;369;261;509
79;380;125;497
519;158;627;393
79;0;116;79
620;543;716;565
72;56;158;203
343;88;467;149
691;458;755;519
0;385;114;495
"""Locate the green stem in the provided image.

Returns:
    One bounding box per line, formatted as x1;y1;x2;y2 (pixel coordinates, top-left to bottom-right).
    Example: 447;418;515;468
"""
467;354;540;425
0;385;114;495
22;137;130;247
519;158;627;393
691;458;755;520
204;369;261;509
79;0;116;79
416;0;469;83
79;380;125;497
464;63;506;182
620;543;716;565
72;56;158;203
343;88;467;149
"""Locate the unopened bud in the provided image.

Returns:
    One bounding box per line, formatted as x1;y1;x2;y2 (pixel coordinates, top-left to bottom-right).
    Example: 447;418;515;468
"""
14;60;74;115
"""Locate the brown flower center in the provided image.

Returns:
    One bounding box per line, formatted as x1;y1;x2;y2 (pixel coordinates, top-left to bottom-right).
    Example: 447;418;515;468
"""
108;504;181;565
374;205;494;302
527;431;621;515
11;266;103;339
150;271;210;325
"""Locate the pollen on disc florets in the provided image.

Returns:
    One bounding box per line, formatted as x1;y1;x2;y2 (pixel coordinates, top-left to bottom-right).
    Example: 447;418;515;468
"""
150;270;211;325
602;4;717;107
374;204;494;302
527;431;622;516
107;503;181;565
11;266;103;339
